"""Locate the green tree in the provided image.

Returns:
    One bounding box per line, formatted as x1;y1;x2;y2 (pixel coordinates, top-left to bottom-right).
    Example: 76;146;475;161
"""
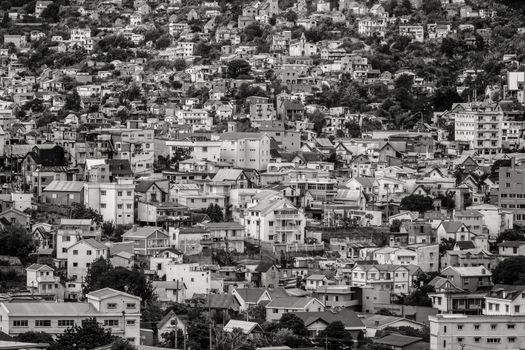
65;90;81;111
0;225;36;265
317;321;353;350
399;195;434;213
344;120;361;138
439;238;456;255
493;256;525;285
52;318;114;350
226;59;251;79
155;34;172;49
83;258;156;304
403;284;435;307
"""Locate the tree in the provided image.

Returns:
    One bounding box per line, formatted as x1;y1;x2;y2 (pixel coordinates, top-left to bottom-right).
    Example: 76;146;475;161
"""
399;195;434;213
344;120;361;138
83;258;156;304
284;10;298;22
0;225;36;265
155;34;172;49
206;203;224;222
17;332;55;345
439;238;456;255
497;227;525;244
243;23;263;42
64;90;81;111
52;318;114;350
41;2;60;22
111;339;136;350
422;0;442;16
317;321;353;350
226;59;251;79
70;203;103;224
403;284;435;307
493;256;525;285
0;1;11;11
277;313;307;336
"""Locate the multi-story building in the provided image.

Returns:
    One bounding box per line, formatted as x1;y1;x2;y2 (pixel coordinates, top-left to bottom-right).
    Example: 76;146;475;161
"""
66;239;109;282
245;198;306;244
429;314;525;350
164;139;221;162
164;263;211;299
441;266;492;293
484;285;525;316
0;288;141;345
219;133;272;171
176;109;213;131
84;178;135;225
351;264;414;295
357;18;387;37
55;219;100;266
399;25;424;42
499;159;525;224
122;226;170;256
26;264;64;300
452;103;503;157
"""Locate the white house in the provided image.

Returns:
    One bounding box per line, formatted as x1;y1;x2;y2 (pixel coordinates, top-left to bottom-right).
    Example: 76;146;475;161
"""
67;239;109;282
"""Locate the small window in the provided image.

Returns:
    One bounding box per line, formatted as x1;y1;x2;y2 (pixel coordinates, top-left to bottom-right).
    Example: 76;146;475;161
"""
107;303;117;309
35;320;51;327
13;320;28;327
104;320;119;326
126;303;136;309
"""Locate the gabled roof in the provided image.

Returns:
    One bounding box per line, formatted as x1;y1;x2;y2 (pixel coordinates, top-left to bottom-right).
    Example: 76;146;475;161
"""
266;296;322;309
26;263;53;272
293;309;364;329
70;238;108;251
87;287;141;301
122;226;167;239
223;320;262;334
43;180;85;192
135;180;166;194
233;288;268;304
212;169;245;182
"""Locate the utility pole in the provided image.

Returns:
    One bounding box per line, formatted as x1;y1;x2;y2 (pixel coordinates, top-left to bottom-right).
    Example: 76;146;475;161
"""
208;290;213;350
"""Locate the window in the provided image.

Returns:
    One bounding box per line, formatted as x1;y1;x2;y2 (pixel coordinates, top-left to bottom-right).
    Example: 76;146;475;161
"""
509;337;516;343
73;262;78;267
126;320;136;326
515;306;520;313
487;338;501;343
457;325;463;330
86;250;92;255
474;337;480;342
474;324;480;330
101;203;106;208
272;309;278;313
126;303;136;309
13;320;28;327
101;190;107;195
35;320;51;327
107;303;117;309
508;324;515;329
73;250;78;255
104;320;119;326
118;204;123;209
118;191;123;196
457;337;463;343
491;324;497;330
58;320;74;327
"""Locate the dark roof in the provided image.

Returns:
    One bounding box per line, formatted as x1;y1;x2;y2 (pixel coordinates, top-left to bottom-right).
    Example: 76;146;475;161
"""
107;159;132;176
373;334;424;347
455;241;476;250
498;241;525;247
136;180;166;193
192;294;239;310
293;309;364;329
255;260;277;273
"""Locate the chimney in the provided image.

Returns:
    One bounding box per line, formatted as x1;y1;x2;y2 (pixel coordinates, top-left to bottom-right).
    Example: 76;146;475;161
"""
132;224;137;232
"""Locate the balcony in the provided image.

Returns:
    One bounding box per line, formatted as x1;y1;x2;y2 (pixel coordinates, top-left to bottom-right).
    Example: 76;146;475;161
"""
36;275;57;283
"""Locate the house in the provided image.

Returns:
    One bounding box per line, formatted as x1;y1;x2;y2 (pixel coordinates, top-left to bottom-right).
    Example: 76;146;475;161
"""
360;314;428;337
0;288;141;345
265;296;325;322
42;181;84;206
156;310;187;343
223;320;263;335
232;288;272;312
484;284;525;316
498;241;525;256
436;221;472;242
26;264;64;300
135;180;169;203
373;334;428;350
122;226;170;256
440;266;492;293
67;239;109;282
292;309;365;337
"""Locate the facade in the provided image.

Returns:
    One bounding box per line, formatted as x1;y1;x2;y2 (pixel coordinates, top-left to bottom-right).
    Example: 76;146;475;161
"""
84;178;135;225
219;133;272;171
0;288;141;345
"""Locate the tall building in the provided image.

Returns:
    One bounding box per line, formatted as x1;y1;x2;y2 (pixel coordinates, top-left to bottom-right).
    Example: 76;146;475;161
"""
498;158;525;224
84;178;135;225
219;133;272;171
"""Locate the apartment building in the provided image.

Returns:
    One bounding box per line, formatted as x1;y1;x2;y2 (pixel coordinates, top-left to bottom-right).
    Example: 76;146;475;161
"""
176;109;213;131
441;266;492;293
429;314;525;350
452;103;503;157
84;178;135;225
219;132;271;171
0;288;141;345
499;159;525;224
55;219;100;266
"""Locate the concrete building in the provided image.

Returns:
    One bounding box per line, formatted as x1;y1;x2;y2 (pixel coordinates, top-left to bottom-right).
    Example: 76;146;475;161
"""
84;178;135;225
219;133;272;171
67;239;109;282
499;159;525;224
429;314;525;350
0;288;141;345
